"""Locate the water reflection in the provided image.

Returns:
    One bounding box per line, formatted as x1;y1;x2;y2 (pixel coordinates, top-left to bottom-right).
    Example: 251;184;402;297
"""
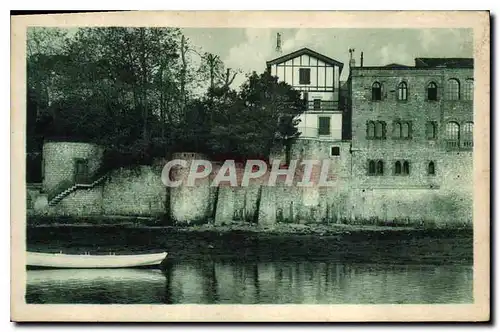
26;261;473;304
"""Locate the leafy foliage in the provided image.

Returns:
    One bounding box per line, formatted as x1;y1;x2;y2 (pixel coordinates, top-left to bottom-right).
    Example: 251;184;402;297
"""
26;27;305;180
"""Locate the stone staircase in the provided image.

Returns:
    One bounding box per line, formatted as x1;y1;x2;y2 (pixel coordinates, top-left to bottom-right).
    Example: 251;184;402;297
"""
48;175;108;206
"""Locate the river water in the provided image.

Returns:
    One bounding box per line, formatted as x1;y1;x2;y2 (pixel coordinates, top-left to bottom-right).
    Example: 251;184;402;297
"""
25;226;473;304
26;261;472;304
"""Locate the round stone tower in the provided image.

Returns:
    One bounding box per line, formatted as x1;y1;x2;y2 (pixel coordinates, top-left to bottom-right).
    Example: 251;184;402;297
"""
42;141;104;194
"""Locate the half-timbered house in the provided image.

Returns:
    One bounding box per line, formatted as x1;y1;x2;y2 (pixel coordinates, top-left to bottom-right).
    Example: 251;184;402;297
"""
266;48;345;140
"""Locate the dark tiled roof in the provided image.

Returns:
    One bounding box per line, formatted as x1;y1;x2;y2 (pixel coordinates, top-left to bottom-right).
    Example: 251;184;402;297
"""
415;58;474;68
266;47;344;69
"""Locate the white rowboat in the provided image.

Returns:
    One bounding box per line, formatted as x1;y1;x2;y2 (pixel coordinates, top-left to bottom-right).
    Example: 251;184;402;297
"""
26;251;168;269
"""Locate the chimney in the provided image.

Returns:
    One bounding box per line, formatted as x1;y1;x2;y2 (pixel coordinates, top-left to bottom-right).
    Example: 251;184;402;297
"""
360;52;364;67
276;33;282;54
348;48;356;68
350;58;356;68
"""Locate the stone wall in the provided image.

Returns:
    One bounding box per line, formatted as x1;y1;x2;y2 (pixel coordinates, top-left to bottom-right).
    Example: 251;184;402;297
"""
169;153;212;223
28;136;472;225
30;154;167;218
42;141;104;194
45;187;103;216
102;165;167;217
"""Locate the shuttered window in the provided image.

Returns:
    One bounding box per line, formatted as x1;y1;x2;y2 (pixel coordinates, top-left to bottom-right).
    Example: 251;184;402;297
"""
299;68;311;84
318;117;330;136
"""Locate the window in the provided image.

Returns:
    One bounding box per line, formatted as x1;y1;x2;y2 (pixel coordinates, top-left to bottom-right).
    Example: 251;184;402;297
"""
375;121;386;139
446;79;460;100
427;82;438;101
299;68;311;84
375;122;383;138
394;160;410;175
368;160;384;176
464;79;474;101
368;160;376;175
426;121;437;139
367;121;375;139
376;160;384;175
303;92;309;102
397;82;408;101
446;121;460;140
393;121;411;139
428;161;436;175
318;116;330;136
462;122;473;149
331;146;340;156
394;161;402;175
368;121;386;139
463;122;473;138
401;122;410;138
313;98;322;110
372;82;382;101
393;122;402;138
402;161;410;175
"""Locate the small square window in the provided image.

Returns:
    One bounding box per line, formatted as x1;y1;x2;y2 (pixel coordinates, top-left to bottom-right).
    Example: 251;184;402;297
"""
331;146;340;156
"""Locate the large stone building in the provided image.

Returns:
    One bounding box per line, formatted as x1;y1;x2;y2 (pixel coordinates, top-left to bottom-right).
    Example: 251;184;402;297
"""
348;56;474;223
268;48;474;224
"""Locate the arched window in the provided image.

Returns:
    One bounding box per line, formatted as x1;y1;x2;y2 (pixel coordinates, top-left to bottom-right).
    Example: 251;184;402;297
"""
368;160;376;175
446;121;460;140
401;122;410;138
428;161;435;175
394;161;402;175
376;160;384;175
367;121;375;139
446;79;460;100
397;82;408;101
393;121;402;138
427;82;438;101
375;121;383;139
464;79;474;101
463;121;473;138
372;82;382;101
426;121;437;139
402;161;410;175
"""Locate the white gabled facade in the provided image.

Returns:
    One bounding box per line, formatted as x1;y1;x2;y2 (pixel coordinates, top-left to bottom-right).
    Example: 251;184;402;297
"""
266;48;344;140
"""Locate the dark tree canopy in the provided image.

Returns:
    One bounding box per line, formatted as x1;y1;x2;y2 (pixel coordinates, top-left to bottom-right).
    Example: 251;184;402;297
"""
26;27;305;180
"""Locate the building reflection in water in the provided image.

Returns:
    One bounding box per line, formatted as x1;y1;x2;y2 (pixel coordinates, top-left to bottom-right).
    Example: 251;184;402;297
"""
26;261;473;304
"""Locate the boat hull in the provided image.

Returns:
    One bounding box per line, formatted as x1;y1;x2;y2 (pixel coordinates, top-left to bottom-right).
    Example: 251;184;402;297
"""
26;252;168;269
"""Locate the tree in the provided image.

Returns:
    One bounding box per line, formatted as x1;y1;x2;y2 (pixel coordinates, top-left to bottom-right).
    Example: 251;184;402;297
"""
26;27;203;168
185;71;305;161
26;28;304;174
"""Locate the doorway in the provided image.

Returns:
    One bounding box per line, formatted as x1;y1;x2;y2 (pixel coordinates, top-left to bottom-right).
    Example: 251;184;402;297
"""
74;158;89;184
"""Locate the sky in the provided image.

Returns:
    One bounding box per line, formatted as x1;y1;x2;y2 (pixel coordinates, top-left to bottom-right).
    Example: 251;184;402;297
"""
182;28;474;89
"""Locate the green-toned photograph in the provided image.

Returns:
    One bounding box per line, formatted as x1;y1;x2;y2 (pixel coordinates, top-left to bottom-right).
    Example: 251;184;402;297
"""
11;10;490;323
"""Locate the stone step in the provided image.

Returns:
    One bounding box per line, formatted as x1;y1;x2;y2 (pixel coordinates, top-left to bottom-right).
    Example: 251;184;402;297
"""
48;175;108;206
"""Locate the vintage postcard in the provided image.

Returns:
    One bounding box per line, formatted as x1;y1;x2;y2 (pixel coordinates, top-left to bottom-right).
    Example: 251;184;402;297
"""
11;11;490;322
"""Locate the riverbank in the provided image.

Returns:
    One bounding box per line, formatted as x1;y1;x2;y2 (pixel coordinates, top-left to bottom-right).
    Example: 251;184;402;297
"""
26;216;473;265
27;215;472;234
